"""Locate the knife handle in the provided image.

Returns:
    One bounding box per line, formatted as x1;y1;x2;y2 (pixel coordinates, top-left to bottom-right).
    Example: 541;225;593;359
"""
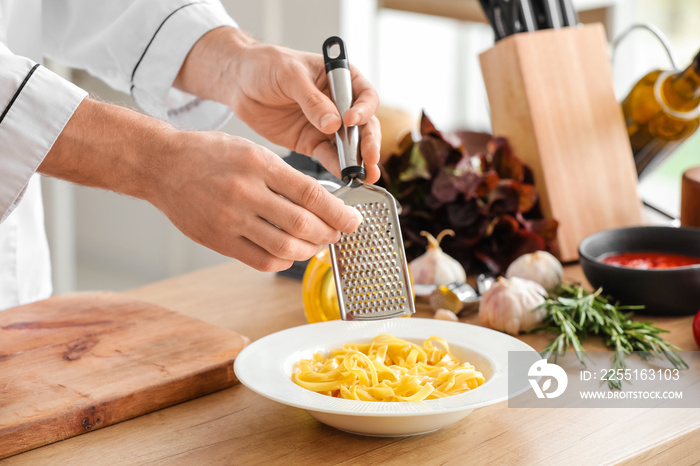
519;0;536;32
322;36;364;183
544;0;562;29
558;0;578;27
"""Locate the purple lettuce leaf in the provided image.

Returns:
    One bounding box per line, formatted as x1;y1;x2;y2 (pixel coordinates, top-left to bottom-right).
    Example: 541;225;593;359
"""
378;111;559;274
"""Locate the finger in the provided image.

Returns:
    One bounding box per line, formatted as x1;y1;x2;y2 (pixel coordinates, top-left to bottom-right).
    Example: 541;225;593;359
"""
360;115;381;165
267;166;362;234
311;138;343;179
294;122;342;178
302;118;381;184
313;134;381;184
247;216;324;261
282;70;341;134
257;193;342;246
364;164;381;185
228;236;295;272
343;67;380;127
310;138;341;178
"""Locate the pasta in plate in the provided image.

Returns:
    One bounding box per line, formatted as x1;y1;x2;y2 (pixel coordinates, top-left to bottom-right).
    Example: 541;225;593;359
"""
292;334;485;402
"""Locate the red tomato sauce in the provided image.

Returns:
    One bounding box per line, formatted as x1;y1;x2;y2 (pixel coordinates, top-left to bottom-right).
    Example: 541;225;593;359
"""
600;252;700;269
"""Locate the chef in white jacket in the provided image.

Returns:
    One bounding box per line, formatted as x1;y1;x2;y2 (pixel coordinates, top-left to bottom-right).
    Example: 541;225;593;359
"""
0;0;381;310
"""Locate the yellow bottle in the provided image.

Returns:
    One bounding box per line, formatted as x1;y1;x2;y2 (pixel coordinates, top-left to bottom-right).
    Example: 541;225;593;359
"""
302;248;416;323
622;49;700;178
302;249;341;323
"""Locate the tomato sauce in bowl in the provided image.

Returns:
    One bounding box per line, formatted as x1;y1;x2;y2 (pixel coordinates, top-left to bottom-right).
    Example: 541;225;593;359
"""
600;252;700;269
579;226;700;315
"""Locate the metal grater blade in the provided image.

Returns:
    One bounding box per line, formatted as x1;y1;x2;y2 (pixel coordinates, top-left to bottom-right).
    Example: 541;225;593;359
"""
329;180;416;321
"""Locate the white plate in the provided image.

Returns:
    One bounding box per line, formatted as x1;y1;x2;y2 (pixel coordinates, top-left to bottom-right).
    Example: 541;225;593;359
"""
233;318;537;436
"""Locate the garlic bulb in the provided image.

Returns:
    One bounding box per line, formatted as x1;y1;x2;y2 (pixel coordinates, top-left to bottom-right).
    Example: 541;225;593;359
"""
434;308;459;321
409;230;466;286
478;277;546;335
505;251;563;291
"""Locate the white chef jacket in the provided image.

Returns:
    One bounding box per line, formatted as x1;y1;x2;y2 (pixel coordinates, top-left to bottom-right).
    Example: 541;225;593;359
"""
0;0;237;310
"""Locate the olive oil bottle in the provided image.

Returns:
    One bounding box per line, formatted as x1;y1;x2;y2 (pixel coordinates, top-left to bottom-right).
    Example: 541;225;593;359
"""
622;50;700;179
302;249;341;323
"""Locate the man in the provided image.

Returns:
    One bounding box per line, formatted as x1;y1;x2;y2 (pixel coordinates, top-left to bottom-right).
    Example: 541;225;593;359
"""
0;0;381;309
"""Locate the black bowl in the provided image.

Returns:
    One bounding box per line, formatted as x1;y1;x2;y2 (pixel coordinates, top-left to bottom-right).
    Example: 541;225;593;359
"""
579;226;700;316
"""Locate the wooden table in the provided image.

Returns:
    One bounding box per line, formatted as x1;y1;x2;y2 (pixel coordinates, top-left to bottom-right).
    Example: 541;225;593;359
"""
4;261;698;465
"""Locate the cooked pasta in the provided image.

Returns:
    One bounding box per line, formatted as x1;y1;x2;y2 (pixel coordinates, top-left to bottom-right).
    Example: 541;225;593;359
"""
292;334;485;402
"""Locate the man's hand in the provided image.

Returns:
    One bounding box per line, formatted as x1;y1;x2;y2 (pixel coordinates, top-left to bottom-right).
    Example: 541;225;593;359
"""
174;27;382;183
153;131;364;271
39;99;362;272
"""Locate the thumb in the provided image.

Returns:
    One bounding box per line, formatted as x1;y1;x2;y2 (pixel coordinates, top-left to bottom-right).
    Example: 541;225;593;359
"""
285;76;341;134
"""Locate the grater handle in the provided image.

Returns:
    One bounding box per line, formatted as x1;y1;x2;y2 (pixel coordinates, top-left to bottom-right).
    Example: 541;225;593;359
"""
322;36;365;184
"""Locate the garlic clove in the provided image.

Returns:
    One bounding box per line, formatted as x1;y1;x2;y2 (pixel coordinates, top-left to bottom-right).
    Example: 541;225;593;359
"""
434;308;459;321
505;250;563;291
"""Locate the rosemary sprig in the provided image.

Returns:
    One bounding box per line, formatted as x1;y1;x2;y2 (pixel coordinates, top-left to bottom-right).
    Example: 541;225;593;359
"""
532;283;688;389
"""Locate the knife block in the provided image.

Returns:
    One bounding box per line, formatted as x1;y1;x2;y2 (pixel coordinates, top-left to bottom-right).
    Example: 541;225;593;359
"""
479;23;643;262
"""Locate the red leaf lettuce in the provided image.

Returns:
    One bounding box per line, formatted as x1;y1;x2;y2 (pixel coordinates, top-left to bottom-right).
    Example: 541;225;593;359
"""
378;112;559;275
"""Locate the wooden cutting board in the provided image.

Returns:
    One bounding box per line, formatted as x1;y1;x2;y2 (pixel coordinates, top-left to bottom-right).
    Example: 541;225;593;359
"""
0;292;249;459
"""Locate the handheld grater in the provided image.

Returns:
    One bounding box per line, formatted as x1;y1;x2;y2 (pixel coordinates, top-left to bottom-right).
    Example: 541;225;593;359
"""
322;36;416;321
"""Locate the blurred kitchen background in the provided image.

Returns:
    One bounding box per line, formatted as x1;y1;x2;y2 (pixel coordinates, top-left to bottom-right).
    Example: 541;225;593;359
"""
42;0;700;294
